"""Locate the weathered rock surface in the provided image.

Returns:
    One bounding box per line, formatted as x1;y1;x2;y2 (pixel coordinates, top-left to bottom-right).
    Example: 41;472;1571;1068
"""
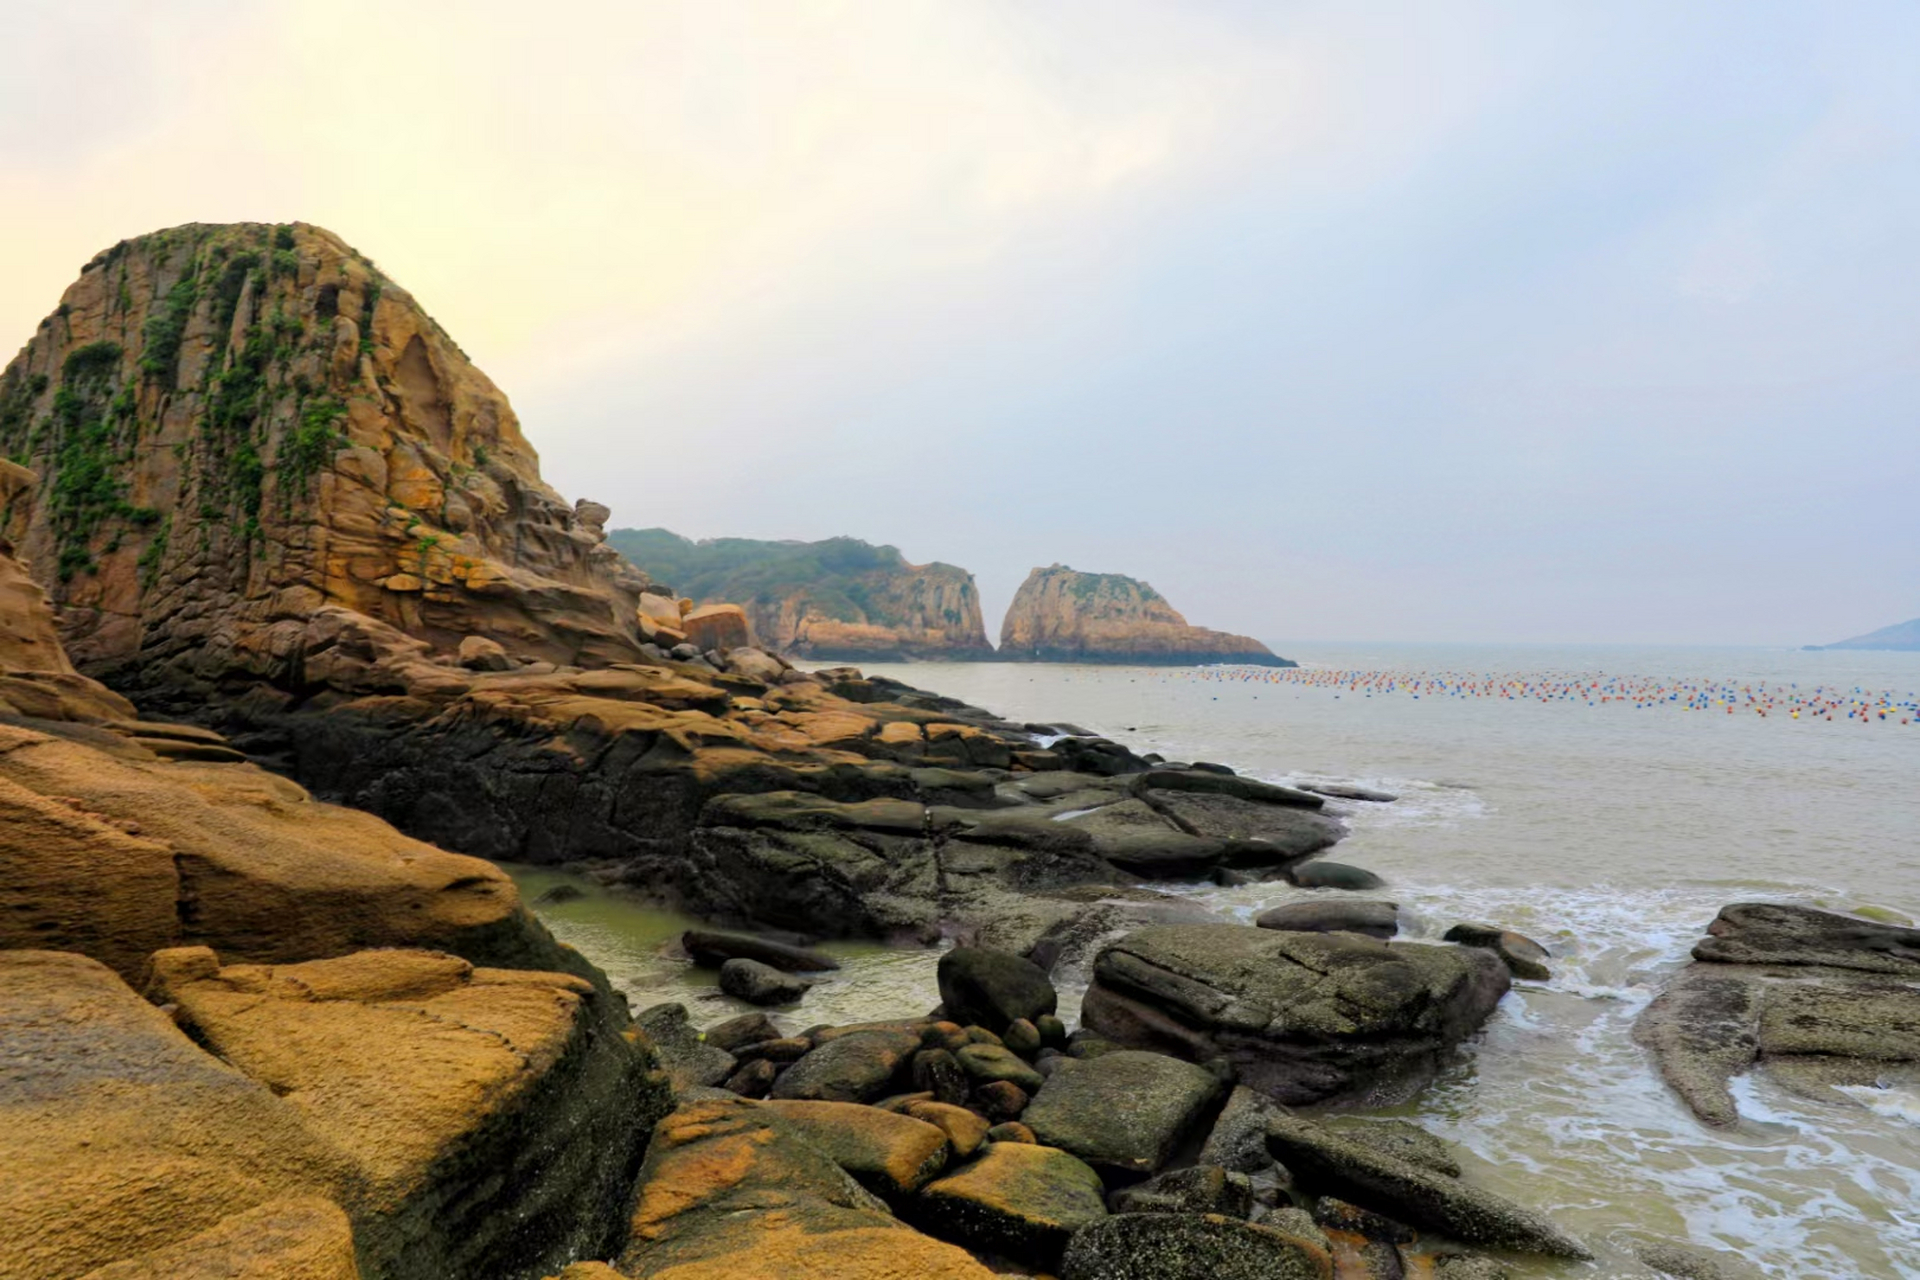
608;528;996;660
1021;1049;1226;1176
1636;903;1920;1126
758;1100;951;1196
1443;923;1552;981
1081;925;1510;1105
1060;1212;1334;1280
616;1094;996;1278
1258;900;1400;939
149;945;671;1280
719;957;812;1005
999;564;1294;666
635;1003;737;1091
1198;1085;1285;1174
911;1139;1109;1265
769;1029;920;1103
1264;1112;1590;1258
938;945;1058;1031
1110;1165;1255;1218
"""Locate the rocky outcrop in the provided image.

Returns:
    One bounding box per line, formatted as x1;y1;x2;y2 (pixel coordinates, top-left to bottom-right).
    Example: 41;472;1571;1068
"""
1635;902;1920;1127
0;222;648;708
1080;924;1510;1105
999;565;1292;667
1814;616;1920;651
608;528;995;660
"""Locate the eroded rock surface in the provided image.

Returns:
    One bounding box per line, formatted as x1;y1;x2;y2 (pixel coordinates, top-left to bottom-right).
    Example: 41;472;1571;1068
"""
999;564;1294;666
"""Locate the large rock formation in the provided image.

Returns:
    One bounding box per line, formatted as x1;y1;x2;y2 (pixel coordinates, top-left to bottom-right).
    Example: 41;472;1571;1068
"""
1814;616;1920;651
999;565;1292;666
608;529;994;660
0;222;647;708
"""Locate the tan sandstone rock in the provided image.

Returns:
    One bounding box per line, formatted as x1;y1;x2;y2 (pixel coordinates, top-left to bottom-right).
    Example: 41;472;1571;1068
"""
999;564;1289;666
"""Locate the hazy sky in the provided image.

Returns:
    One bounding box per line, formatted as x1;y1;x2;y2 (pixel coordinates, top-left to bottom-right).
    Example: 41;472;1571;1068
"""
5;1;1916;645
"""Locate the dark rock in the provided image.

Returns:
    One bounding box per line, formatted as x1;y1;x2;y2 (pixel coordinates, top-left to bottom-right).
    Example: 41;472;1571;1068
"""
1067;1031;1124;1059
938;946;1058;1032
1111;1165;1253;1217
1257;899;1399;939
734;1036;811;1064
1147;790;1344;864
1443;923;1551;981
1333;1119;1461;1178
703;1011;784;1053
1636;1238;1761;1279
1264;1111;1590;1258
965;1025;1005;1047
1286;861;1385;890
1037;1014;1069;1048
721;1057;778;1098
1693;902;1920;972
921;1020;970;1052
532;883;586;905
1313;1196;1415;1243
1003;1017;1042;1056
912;1140;1108;1267
957;1043;1046;1093
1060;1212;1333;1280
974;1079;1030;1122
1081;924;1509;1105
769;1030;919;1103
1302;783;1398;803
636;1002;736;1091
1099;831;1233;878
682;927;840;973
1198;1085;1282;1174
1138;770;1324;809
1434;1254;1512;1279
912;1048;972;1107
719;957;813;1005
1190;762;1237;775
1022;1050;1225;1176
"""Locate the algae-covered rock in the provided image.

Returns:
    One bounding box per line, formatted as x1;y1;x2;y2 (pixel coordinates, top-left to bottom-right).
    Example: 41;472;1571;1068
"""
759;1100;951;1196
770;1029;919;1103
938;945;1058;1032
1059;1212;1333;1280
1022;1050;1224;1175
912;1140;1109;1265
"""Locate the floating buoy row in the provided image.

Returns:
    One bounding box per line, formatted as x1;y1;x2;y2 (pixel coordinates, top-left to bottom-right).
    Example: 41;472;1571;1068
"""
1175;665;1920;725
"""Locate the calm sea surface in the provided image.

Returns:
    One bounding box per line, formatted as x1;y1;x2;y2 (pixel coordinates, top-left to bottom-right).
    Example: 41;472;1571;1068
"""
513;643;1920;1278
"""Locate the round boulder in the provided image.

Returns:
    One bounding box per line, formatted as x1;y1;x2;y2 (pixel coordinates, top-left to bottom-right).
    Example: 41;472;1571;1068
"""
719;957;812;1006
1257;899;1399;939
937;946;1058;1033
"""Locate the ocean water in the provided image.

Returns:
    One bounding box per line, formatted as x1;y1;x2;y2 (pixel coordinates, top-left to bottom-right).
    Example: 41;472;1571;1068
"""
518;642;1920;1278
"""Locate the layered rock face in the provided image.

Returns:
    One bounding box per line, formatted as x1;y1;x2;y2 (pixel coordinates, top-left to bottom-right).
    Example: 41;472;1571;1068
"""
0;222;646;707
999;565;1292;667
609;529;994;660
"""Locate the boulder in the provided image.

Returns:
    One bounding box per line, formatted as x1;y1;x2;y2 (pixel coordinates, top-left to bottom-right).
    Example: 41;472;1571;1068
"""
905;1101;992;1159
682;603;753;652
1258;900;1399;940
1147;790;1345;864
913;1047;972;1106
636;1002;737;1091
1081;925;1509;1105
1286;861;1386;891
1443;923;1551;981
1332;1119;1461;1178
725;646;786;684
456;635;514;671
911;1140;1109;1266
72;1197;362;1280
1059;1212;1333;1280
1110;1165;1254;1218
974;1080;1031;1123
956;1042;1046;1093
149;945;671;1280
770;1030;920;1103
758;1100;951;1196
703;1011;784;1053
618;1095;996;1279
721;1058;778;1099
1021;1050;1225;1176
937;946;1058;1032
1692;902;1920;973
1302;783;1399;803
1264;1111;1590;1258
1198;1086;1284;1174
683;928;840;973
719;957;813;1006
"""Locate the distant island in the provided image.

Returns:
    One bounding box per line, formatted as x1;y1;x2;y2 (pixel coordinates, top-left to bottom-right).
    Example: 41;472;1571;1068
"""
609;532;1292;666
1811;617;1920;652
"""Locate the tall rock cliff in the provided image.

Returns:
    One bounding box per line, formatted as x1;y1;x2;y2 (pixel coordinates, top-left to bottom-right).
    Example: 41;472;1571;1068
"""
609;528;994;660
0;222;646;706
999;564;1292;666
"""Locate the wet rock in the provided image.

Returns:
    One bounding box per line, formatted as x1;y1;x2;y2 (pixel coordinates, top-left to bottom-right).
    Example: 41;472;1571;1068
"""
1313;1195;1416;1243
533;883;586;906
1443;923;1551;981
1257;899;1399;940
1333;1119;1461;1179
721;1057;778;1099
937;946;1059;1032
1060;1212;1333;1280
617;1095;995;1278
770;1029;919;1103
734;1035;811;1064
1635;1238;1762;1279
682;927;840;973
719;957;813;1006
1198;1085;1284;1174
1433;1253;1512;1279
1037;1014;1069;1048
1023;1050;1225;1176
1693;901;1920;972
1264;1111;1590;1258
1081;924;1509;1106
703;1011;783;1054
636;1002;736;1091
957;1042;1046;1093
905;1100;992;1158
1303;783;1399;803
1286;861;1386;890
1004;1018;1043;1055
912;1139;1109;1266
760;1100;951;1197
975;1080;1031;1123
1111;1165;1254;1218
913;1047;972;1106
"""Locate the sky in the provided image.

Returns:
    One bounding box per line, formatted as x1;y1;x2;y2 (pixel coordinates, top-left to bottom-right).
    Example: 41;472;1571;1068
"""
3;1;1917;646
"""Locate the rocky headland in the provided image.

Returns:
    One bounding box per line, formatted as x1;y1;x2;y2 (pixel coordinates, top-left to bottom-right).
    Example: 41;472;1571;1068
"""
0;223;1821;1280
609;528;995;661
1000;563;1294;667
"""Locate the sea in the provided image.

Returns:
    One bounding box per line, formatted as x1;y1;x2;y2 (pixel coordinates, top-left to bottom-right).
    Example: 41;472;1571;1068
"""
507;642;1920;1278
